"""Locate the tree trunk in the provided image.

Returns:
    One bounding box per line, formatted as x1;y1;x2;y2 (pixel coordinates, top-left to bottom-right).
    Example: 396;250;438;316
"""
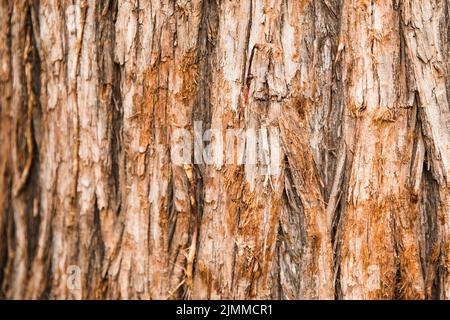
0;0;449;300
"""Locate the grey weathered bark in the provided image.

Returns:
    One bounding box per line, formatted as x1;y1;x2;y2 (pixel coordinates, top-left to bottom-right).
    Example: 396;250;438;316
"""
0;0;449;299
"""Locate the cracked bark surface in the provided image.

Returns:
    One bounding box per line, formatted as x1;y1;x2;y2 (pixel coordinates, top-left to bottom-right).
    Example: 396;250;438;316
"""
0;0;449;299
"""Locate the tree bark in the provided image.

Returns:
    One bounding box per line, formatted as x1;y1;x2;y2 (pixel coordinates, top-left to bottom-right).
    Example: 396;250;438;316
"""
0;0;449;300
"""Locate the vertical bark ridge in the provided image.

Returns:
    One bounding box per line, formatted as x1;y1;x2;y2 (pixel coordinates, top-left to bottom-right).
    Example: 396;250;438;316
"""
401;0;450;299
337;0;424;299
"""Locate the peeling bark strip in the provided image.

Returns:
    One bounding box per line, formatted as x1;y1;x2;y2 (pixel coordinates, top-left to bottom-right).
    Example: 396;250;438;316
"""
0;0;449;300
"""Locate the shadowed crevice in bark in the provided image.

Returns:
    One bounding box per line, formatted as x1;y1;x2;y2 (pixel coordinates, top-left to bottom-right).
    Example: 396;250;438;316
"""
421;154;441;299
23;5;42;271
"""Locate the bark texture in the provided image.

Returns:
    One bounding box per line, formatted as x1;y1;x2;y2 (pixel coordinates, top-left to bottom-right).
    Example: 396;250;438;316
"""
0;0;449;299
